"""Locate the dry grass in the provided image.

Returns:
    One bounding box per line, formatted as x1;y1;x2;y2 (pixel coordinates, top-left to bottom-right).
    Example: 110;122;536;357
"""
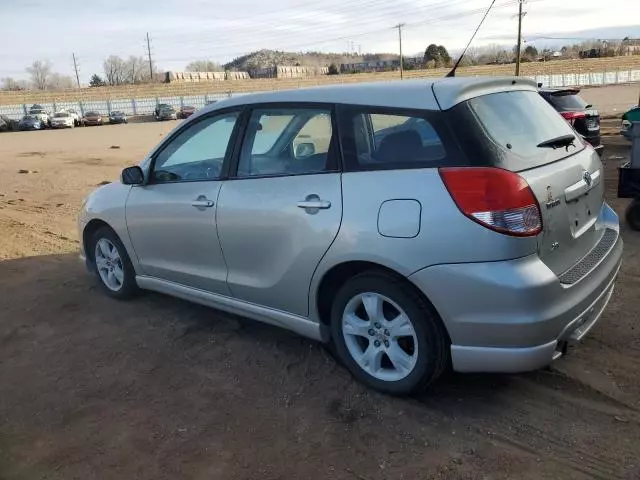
2;56;640;105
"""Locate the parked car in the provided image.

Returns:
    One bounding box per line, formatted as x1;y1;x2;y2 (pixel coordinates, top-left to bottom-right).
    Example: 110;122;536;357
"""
78;78;622;395
28;104;50;127
155;105;177;121
83;111;103;126
178;105;196;119
18;115;44;131
0;114;18;132
538;87;603;156
154;103;173;118
50;111;75;129
67;108;82;126
621;105;640;140
109;111;128;124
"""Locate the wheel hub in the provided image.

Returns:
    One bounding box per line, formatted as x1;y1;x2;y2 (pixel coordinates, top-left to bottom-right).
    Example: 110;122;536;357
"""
341;291;419;382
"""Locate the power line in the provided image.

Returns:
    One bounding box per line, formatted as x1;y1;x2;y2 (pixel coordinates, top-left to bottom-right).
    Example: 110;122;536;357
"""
151;0;478;54
154;0;521;65
153;0;476;43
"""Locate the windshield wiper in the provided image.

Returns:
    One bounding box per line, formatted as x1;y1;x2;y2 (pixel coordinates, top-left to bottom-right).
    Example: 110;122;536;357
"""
537;134;576;149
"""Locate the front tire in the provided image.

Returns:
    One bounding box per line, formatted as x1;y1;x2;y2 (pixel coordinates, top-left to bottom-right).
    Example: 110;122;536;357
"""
90;227;138;300
330;272;449;395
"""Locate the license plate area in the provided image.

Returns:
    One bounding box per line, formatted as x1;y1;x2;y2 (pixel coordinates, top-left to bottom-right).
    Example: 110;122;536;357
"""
566;194;598;237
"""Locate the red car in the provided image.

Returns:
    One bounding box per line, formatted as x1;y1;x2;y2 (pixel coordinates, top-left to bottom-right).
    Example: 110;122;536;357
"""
178;106;196;119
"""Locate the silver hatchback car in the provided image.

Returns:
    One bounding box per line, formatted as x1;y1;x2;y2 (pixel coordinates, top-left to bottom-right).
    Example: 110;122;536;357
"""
78;77;623;394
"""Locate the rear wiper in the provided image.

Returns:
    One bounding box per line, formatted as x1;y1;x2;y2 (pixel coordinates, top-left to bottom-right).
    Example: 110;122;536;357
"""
537;134;576;149
584;104;593;109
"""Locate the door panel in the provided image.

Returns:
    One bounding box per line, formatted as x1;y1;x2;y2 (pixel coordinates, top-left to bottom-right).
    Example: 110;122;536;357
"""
125;110;241;294
217;174;342;316
126;182;230;294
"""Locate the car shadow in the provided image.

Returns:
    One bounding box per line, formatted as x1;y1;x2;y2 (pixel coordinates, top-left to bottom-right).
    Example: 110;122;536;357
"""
0;251;601;408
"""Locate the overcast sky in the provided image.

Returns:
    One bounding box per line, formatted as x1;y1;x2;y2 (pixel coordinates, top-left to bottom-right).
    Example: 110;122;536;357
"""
1;0;638;85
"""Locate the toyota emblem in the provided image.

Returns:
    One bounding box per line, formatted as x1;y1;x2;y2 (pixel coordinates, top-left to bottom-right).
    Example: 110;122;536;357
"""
583;170;592;187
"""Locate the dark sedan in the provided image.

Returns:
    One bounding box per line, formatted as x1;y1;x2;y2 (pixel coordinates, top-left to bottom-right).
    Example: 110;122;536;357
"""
178;105;196;119
83;111;103;126
539;88;603;156
18;115;44;131
109;111;128;124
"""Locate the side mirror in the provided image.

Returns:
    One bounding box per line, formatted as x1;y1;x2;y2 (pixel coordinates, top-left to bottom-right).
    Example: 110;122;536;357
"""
295;142;316;158
121;166;144;185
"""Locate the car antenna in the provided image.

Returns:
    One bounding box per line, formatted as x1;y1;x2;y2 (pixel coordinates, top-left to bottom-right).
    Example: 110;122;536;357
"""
446;0;497;78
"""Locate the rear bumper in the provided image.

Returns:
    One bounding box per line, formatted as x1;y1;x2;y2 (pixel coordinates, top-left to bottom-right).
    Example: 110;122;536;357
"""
408;204;622;373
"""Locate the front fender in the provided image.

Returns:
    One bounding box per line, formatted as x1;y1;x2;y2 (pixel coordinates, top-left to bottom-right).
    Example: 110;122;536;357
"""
78;182;139;272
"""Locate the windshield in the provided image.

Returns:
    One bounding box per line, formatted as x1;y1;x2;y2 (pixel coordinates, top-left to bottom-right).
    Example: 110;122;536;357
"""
23;115;36;121
86;112;99;116
111;111;124;115
468;90;584;170
54;112;69;118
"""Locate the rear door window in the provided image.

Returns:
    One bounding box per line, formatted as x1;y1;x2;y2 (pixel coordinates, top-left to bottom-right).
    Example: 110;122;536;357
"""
468;90;584;170
339;106;452;171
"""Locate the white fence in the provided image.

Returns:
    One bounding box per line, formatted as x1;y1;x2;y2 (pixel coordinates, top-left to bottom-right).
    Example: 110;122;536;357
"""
1;69;639;120
0;93;239;120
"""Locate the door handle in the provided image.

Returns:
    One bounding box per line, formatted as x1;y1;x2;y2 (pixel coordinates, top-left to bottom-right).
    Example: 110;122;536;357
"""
191;196;214;208
297;199;331;209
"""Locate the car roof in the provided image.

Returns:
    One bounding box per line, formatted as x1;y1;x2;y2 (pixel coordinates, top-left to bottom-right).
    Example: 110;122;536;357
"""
203;76;537;114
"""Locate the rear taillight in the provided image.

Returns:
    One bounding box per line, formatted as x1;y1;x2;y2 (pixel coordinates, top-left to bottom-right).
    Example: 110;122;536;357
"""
560;111;586;125
439;167;542;237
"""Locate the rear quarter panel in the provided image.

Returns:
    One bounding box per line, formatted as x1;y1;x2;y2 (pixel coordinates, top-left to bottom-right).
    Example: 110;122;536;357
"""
309;169;539;321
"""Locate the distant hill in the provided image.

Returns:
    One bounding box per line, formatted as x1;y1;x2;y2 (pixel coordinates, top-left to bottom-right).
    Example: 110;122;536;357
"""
223;49;399;70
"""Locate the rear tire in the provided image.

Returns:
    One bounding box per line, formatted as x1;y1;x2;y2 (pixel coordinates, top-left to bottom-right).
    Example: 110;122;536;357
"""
626;199;640;231
330;271;449;395
89;227;138;300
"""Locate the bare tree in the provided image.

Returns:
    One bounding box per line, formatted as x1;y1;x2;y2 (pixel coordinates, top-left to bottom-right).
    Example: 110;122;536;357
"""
125;55;147;83
185;60;223;72
103;55;127;86
1;77;29;91
48;73;75;90
26;60;52;90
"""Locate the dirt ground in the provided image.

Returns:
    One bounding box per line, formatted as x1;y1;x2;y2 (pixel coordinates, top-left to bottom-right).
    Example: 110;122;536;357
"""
1;122;639;480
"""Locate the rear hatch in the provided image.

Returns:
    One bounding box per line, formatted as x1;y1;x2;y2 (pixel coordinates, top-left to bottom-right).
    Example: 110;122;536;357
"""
542;89;600;145
463;90;606;276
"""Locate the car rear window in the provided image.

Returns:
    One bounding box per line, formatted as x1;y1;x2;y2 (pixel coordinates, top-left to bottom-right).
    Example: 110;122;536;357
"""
468;90;584;170
546;91;589;110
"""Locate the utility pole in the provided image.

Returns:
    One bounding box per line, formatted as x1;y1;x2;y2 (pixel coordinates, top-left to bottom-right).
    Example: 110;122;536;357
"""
146;32;154;81
515;0;525;76
395;23;406;79
72;53;81;88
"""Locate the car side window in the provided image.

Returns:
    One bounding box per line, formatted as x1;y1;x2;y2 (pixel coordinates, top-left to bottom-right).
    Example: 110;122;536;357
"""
237;108;334;177
152;112;239;183
340;107;447;171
